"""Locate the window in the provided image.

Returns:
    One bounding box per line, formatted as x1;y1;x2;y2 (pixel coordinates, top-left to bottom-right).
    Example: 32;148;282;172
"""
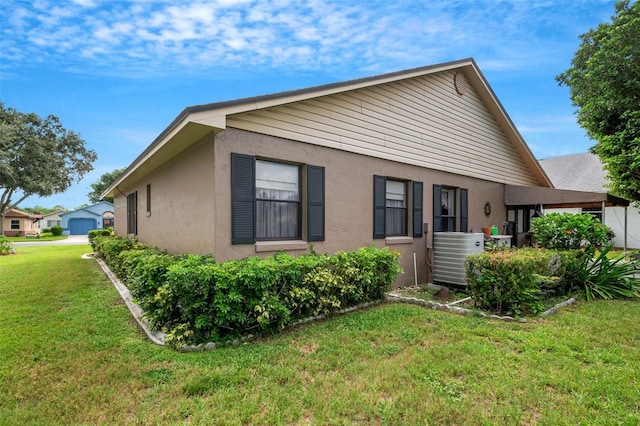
256;160;301;240
373;176;423;239
103;212;114;228
385;180;407;236
231;153;325;244
433;185;468;232
47;220;61;228
127;192;137;235
10;220;19;230
440;188;456;232
146;184;151;214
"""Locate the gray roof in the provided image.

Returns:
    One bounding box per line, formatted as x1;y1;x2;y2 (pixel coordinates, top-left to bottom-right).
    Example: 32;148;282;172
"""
538;153;609;193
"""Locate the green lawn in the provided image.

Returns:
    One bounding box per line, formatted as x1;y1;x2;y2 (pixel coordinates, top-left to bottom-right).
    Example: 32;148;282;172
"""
5;234;68;242
1;245;639;425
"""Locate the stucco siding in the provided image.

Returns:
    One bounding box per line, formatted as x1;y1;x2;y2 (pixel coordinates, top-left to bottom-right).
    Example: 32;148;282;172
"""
114;135;217;254
212;128;506;286
227;70;538;187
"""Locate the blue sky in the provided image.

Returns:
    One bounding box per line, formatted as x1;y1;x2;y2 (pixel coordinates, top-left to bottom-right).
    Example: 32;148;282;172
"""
0;0;619;209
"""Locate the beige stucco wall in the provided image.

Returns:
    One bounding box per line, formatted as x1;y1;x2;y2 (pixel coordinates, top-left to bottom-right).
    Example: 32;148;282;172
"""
114;127;507;287
213;128;506;287
113;135;217;254
2;215;39;236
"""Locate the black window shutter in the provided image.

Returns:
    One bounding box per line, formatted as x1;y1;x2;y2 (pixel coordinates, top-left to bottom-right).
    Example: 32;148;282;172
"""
127;191;137;235
433;184;442;233
132;191;137;235
307;165;325;242
412;181;423;238
373;175;386;239
460;188;469;233
231;153;256;244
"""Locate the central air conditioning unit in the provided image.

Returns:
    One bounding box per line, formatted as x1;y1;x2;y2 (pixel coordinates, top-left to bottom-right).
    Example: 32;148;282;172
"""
433;232;484;286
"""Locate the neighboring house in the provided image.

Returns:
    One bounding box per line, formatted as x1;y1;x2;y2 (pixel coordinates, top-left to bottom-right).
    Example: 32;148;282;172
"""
2;209;42;237
539;153;640;249
40;211;64;229
59;201;115;235
102;58;555;286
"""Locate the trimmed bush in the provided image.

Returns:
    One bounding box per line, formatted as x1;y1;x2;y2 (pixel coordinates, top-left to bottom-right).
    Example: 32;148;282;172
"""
93;236;402;347
93;235;145;277
88;228;113;251
465;248;586;316
530;212;614;249
50;226;63;236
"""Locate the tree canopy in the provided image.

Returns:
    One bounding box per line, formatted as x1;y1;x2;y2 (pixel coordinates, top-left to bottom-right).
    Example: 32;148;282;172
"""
556;0;640;203
87;168;125;204
0;102;97;234
21;205;69;215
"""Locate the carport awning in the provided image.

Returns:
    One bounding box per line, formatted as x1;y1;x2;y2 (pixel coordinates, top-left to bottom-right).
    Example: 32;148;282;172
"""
505;185;629;207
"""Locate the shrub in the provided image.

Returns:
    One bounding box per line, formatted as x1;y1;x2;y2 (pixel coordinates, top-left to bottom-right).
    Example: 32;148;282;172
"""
50;226;63;236
93;235;146;278
0;235;13;255
530;212;614;250
142;254;217;340
466;249;547;316
88;228;113;251
42;228;51;233
93;236;402;347
465;248;585;316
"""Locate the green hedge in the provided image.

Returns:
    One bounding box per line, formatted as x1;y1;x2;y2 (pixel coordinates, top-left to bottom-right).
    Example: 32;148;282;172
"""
93;236;402;347
465;248;586;316
50;226;63;236
88;229;113;251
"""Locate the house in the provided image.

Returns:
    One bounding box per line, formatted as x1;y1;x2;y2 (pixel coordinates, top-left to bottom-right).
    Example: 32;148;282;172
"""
102;58;554;287
538;153;639;249
2;209;42;237
59;201;115;235
40;211;64;230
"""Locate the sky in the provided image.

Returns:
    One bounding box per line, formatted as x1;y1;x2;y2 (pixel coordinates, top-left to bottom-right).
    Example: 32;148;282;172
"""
0;0;621;210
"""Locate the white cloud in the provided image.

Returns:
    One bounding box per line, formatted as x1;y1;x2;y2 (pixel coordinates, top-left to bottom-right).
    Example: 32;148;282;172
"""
0;0;616;78
71;0;98;7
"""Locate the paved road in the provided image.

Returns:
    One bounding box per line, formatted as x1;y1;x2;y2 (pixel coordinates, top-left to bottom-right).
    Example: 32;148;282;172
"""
12;235;90;247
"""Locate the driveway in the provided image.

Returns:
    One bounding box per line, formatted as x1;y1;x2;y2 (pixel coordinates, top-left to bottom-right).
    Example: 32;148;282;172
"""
12;235;90;247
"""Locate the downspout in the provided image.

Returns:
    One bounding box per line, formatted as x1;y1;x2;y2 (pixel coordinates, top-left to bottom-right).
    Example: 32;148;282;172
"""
624;206;628;256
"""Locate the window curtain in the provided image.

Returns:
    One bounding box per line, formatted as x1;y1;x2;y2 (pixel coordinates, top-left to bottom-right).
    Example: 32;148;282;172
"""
256;188;299;239
385;200;406;236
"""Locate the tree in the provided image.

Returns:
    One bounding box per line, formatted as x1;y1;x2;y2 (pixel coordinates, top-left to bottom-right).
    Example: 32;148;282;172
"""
87;168;125;203
74;203;90;211
0;102;97;235
556;0;640;203
21;205;68;215
22;206;54;215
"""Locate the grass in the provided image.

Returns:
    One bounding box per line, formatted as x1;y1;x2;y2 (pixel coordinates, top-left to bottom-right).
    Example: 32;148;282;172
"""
1;245;640;425
5;233;68;242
